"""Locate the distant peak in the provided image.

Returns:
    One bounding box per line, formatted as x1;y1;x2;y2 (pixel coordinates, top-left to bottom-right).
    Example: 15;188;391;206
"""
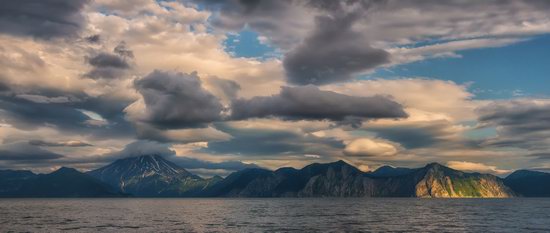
425;162;445;168
507;169;548;179
332;160;351;166
95;153;194;179
373;165;395;173
52;167;80;174
376;165;395;170
57;166;76;171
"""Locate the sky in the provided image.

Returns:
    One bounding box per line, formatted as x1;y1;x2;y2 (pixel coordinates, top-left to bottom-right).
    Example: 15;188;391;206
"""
1;0;550;177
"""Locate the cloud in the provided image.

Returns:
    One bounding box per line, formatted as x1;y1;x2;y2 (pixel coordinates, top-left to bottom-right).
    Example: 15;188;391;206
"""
231;85;407;124
325;78;478;121
15;94;72;104
88;53;129;69
0;142;64;161
128;70;224;129
323;79;478;150
197;0;313;49
84;42;133;80
170;156;259;171
28;140;92;147
447;161;511;175
85;34;101;43
387;38;527;66
2;0;550;173
201;0;550;77
135;124;231;143
344;138;399;157
304;154;321;159
0;95;90;130
477;99;550;150
367;119;464;149
204;122;344;157
203;1;391;85
283;4;390;85
203;76;241;102
113;41;134;58
0;0;90;39
0;87;135;140
110;140;175;158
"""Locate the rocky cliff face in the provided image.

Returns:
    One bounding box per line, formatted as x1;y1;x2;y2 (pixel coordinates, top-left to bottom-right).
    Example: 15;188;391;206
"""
414;163;514;198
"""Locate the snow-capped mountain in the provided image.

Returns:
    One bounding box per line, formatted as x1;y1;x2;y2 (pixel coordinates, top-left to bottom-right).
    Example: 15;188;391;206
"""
88;155;218;196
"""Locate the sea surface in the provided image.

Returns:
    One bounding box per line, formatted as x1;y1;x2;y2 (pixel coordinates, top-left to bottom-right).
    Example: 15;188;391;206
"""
1;198;550;232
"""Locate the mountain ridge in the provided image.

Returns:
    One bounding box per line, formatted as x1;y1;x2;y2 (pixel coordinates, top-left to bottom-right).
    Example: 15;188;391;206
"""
1;157;548;198
0;167;123;197
504;169;550;197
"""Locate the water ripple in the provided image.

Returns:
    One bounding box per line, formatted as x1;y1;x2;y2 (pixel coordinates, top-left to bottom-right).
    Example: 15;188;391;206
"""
1;198;550;232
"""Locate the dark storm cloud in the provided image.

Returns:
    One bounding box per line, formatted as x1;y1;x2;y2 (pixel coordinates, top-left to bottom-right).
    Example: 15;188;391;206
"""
29;140;92;147
0;95;89;130
204;123;344;156
0;0;89;39
198;0;390;85
196;0;301;48
365;119;474;150
133;70;224;129
0;142;63;161
84;42;133;80
88;53;129;69
231;85;407;123
477;100;550;150
373;128;439;149
478;101;550;134
85;34;101;43
283;4;389;85
0;85;135;139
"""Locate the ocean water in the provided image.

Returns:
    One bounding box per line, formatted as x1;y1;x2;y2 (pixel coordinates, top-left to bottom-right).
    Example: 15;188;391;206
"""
1;198;549;232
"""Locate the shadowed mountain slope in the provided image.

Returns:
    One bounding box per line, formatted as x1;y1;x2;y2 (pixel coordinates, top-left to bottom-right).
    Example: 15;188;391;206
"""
505;170;550;197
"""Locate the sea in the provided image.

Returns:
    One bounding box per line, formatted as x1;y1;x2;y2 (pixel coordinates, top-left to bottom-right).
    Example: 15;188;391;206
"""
1;198;549;232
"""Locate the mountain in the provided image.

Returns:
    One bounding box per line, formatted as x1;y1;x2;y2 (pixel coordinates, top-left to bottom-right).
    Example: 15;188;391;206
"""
0;159;524;198
369;165;414;177
0;170;37;196
413;163;514;198
0;167;122;197
87;155;219;197
202;161;515;198
504;170;550;197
